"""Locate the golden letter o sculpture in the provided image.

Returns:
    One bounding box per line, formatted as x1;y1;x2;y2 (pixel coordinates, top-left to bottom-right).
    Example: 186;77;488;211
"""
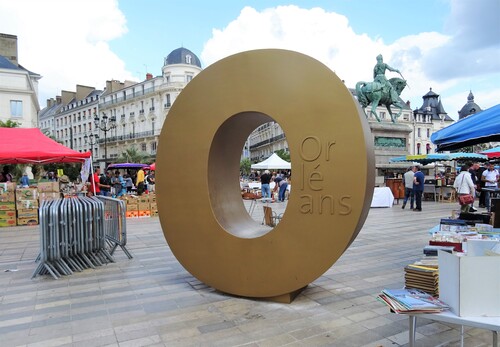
156;49;374;300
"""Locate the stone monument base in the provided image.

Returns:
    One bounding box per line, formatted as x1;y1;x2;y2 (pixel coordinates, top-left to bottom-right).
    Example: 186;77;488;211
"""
369;121;412;183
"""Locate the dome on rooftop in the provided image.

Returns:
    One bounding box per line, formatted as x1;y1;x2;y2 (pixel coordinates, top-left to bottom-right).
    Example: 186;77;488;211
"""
164;47;202;68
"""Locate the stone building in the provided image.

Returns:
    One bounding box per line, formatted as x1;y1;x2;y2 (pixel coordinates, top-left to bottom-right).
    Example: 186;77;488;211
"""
39;47;202;168
0;33;41;128
458;90;482;120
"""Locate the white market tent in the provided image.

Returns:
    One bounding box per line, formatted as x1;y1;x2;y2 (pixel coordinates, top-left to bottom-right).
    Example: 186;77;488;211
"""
251;153;291;170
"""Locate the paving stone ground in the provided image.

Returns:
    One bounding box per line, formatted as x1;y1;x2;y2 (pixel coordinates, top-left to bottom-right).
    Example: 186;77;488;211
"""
0;199;494;347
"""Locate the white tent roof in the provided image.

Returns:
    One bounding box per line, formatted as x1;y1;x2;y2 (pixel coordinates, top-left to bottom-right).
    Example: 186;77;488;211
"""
251;153;291;170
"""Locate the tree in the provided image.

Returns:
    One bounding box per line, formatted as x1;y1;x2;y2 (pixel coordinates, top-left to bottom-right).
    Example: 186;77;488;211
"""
118;146;148;163
240;158;251;177
274;149;290;162
0;120;20;128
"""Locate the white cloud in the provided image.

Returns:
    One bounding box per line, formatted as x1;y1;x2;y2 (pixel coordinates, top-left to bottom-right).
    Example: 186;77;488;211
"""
202;4;500;121
0;0;136;106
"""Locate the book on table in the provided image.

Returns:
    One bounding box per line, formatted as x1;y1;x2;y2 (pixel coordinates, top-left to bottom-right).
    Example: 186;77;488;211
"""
378;288;449;314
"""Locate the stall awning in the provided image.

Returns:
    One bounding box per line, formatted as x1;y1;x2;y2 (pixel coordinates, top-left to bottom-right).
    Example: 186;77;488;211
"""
0;128;91;164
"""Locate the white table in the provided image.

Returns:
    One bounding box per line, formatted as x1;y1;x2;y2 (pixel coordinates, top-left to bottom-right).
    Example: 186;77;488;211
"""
370;187;394;207
408;311;500;347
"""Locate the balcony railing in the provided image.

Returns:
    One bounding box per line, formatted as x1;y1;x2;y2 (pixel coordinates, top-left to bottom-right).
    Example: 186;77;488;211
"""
99;130;157;144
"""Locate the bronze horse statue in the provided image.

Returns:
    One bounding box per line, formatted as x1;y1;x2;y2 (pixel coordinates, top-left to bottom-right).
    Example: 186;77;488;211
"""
355;77;407;123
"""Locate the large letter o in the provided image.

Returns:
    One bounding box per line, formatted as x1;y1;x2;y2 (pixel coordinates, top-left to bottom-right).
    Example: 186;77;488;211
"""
156;49;374;300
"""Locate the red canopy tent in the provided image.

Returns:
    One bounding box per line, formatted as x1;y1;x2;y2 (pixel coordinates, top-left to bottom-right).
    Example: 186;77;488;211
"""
0;128;91;164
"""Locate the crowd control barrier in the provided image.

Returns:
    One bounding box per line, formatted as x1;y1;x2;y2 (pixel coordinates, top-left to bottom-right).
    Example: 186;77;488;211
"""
32;196;131;280
96;195;133;259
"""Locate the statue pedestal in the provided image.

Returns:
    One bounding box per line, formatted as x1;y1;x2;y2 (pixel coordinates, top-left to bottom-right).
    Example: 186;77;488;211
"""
369;122;413;184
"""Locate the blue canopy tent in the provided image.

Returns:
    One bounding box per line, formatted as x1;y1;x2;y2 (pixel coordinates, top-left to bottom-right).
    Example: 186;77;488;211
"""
431;104;500;151
390;152;488;165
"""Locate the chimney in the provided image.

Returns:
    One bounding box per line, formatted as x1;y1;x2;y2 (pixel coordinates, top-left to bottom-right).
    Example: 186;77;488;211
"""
0;33;18;65
146;73;153;80
406;100;411;107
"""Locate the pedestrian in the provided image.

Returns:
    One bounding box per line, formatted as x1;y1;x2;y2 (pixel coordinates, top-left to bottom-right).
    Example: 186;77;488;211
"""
112;170;125;197
412;165;424;211
99;170;112;197
481;162;499;211
454;164;475;213
468;162;480;212
88;167;103;196
124;174;134;193
477;162;487;208
260;170;272;201
147;171;155;192
136;167;145;195
20;173;30;187
402;166;415;209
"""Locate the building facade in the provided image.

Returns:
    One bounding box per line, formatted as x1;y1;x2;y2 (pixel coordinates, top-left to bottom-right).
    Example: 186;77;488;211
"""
39;47;202;168
96;47;202;167
0;33;41;128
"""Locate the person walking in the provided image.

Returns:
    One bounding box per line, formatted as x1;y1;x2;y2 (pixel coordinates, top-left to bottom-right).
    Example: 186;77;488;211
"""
412;165;425;211
402;166;415;209
454;164;476;213
468;162;480;212
477;162;487;208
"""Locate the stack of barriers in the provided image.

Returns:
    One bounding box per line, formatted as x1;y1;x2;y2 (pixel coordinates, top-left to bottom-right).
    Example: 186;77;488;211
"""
32;196;132;280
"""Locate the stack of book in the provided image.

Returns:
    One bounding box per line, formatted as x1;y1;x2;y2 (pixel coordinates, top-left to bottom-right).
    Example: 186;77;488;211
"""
404;264;439;296
377;288;449;314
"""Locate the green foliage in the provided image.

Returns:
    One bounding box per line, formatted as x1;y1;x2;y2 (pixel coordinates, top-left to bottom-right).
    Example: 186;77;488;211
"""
117;146;148;164
274;149;290;162
43;163;81;181
0;120;21;128
240;158;251;176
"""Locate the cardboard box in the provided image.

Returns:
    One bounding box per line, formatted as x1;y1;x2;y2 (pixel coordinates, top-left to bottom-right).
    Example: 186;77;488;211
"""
37;182;59;192
0;202;15;211
0;191;15;202
0;216;17;227
0;182;16;193
138;202;150;211
16;200;39;210
150;202;157;210
126;203;138;211
17;216;39;226
0;210;17;218
16;188;38;201
16;208;39;219
39;192;60;202
438;250;500;316
150;210;158;217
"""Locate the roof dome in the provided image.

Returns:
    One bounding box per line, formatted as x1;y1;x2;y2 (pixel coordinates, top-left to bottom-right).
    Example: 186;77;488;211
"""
164;47;202;68
458;90;482;120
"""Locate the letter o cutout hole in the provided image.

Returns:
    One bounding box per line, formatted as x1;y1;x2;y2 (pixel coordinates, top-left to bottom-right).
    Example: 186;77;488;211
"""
156;49;374;298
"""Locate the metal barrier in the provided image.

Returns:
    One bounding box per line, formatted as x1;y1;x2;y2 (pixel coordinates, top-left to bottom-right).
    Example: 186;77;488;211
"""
96;195;132;259
32;196;131;280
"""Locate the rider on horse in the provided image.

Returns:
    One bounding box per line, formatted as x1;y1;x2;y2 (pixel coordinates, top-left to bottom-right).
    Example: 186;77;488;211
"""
373;54;400;105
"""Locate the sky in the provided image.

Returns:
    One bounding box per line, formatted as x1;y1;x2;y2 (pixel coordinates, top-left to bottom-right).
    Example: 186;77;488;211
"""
1;0;499;120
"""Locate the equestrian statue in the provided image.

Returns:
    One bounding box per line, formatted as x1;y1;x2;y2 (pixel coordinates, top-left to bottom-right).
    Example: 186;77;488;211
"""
356;54;407;123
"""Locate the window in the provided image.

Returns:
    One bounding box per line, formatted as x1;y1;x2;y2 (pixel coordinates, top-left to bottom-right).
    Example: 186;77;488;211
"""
186;54;192;64
141;143;147;152
417;143;421;155
417;128;421;137
10;100;23;117
151;142;157;153
426;128;430;138
426;143;431;154
186;75;193;82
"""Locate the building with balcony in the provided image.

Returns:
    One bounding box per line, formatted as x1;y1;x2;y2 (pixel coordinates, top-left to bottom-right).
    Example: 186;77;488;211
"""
96;47;202;167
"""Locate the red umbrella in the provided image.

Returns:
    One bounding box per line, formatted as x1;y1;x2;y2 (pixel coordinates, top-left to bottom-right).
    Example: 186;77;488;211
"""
149;162;156;170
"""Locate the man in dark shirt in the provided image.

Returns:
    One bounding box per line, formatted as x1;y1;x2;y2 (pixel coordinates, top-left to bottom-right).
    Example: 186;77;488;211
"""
412;166;425;211
468;162;480;212
260;170;272;201
99;170;112;197
477;163;487;208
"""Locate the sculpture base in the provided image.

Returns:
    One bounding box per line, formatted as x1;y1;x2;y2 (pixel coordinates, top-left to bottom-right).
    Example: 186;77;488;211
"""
220;286;308;304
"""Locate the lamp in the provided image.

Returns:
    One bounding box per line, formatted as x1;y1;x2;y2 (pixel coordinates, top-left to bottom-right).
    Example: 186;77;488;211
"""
93;112;116;166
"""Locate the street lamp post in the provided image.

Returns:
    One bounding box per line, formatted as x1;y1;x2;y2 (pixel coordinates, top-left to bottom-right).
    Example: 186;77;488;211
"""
84;133;99;154
94;112;116;167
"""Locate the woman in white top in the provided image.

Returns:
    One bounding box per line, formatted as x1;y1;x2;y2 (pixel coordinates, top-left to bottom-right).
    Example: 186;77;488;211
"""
454;164;476;213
